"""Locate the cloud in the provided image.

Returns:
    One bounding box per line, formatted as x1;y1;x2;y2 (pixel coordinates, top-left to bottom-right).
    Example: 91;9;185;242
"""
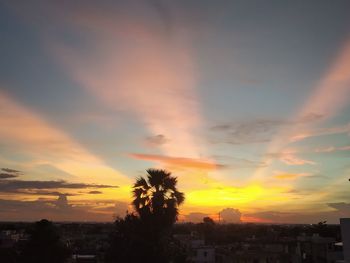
0;179;118;193
266;150;315;166
185;212;209;223
0;196;127;222
55;194;70;210
11;190;77;196
129;153;225;170
328;202;350;212
144;134;169;146
273;170;312;180
213;155;266;169
290;123;350;142
0;167;21;179
0;173;18;179
211;114;323;145
1;168;21;174
314;145;350;153
279;153;315;166
219;208;241;223
88;190;103;194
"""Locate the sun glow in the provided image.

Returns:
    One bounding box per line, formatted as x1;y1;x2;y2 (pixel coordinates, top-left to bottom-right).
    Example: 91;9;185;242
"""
185;185;289;208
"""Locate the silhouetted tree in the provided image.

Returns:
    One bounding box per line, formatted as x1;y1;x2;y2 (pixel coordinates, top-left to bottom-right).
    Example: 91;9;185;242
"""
203;216;215;225
106;213;151;262
132;168;185;227
19;219;70;263
107;169;185;263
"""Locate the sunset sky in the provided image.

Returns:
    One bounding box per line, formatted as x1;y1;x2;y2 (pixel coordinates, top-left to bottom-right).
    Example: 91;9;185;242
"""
1;0;350;223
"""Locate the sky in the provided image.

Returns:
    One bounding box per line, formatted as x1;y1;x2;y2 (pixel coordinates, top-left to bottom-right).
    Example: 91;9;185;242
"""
1;0;350;223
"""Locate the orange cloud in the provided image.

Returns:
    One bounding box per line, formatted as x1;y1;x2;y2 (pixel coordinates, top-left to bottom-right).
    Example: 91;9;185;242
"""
129;153;224;171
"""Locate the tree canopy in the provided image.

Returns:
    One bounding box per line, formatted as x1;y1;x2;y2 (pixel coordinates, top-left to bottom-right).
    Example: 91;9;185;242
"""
132;168;185;227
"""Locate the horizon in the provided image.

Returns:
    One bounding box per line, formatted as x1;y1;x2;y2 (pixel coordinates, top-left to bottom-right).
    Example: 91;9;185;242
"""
1;0;350;224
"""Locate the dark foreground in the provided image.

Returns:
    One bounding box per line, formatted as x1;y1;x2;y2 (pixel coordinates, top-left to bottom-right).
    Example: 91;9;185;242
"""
0;220;344;263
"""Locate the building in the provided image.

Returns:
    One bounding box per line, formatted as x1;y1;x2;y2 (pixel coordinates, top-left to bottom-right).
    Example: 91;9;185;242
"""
340;218;350;263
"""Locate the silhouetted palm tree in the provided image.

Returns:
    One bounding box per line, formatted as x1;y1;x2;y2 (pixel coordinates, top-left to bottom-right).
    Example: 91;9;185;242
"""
107;169;185;262
132;169;184;227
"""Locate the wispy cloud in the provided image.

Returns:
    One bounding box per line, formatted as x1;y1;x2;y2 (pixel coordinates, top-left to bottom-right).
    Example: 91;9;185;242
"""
144;134;169;147
0;173;18;179
88;190;103;195
266;149;315;166
290;123;350;142
273;170;312;180
213;155;266;169
0;179;118;192
1;168;21;174
211;113;323;145
129;153;225;171
52;3;205;159
314;145;350;153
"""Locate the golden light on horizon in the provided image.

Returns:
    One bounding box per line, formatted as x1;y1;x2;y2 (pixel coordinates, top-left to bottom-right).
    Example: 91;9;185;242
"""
185;184;290;209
